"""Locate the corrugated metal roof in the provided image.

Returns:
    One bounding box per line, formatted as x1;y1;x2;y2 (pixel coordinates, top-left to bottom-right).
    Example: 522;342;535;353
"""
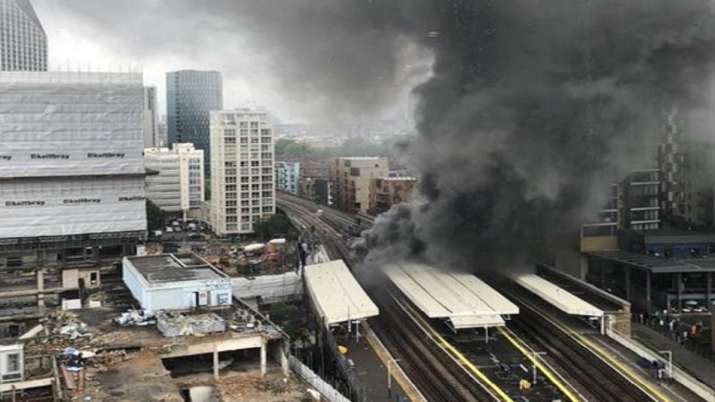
304;260;379;325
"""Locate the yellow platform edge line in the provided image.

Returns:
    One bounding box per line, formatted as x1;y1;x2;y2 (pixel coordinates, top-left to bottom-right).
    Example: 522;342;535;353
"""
496;326;580;402
571;331;671;402
398;300;514;402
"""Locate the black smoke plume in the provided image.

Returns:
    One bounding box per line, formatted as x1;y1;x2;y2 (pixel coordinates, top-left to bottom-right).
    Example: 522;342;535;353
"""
49;0;715;271
360;0;715;272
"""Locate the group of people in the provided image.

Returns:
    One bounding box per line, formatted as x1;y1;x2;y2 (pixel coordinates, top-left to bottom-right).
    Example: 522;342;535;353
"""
637;310;704;345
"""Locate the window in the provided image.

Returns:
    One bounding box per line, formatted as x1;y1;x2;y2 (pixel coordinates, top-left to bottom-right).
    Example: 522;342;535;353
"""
6;353;20;373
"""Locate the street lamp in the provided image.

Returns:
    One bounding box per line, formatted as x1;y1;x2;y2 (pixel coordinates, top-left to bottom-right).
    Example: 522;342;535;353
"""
658;350;673;379
387;358;401;397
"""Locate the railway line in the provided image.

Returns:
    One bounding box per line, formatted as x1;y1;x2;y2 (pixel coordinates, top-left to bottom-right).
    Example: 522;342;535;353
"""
278;194;504;401
276;192;675;402
505;288;653;401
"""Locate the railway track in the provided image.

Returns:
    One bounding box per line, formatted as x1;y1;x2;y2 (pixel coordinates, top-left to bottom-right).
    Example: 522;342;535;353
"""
277;194;501;401
278;193;667;402
504;286;656;402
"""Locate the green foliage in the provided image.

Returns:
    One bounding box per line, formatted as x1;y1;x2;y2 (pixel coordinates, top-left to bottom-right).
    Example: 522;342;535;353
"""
253;213;296;241
146;200;166;231
274;137;410;160
269;302;309;341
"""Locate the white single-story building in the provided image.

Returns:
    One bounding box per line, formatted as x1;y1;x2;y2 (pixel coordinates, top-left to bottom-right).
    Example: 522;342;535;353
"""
123;254;232;313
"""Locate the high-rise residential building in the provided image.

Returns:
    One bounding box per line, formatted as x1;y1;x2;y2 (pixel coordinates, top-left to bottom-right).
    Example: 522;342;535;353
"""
0;0;47;71
143;87;159;148
275;161;300;194
330;157;389;214
0;71;146;316
622;169;661;231
658;113;714;230
210;108;275;235
166;70;223;173
144;144;204;218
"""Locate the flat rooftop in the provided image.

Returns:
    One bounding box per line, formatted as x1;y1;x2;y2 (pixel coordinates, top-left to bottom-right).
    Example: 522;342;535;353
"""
126;254;228;284
588;250;715;274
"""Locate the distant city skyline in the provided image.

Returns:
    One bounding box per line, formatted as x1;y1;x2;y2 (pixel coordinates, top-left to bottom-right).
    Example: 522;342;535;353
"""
30;0;431;127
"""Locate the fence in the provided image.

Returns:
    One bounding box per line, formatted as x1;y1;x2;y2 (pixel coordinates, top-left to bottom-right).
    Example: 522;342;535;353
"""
289;355;351;402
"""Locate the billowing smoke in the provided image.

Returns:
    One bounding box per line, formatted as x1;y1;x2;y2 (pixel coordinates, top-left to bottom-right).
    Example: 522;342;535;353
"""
360;0;715;272
47;0;715;271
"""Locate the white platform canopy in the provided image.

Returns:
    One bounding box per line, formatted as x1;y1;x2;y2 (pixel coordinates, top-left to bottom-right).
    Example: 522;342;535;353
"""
516;274;604;317
304;260;379;326
386;263;519;329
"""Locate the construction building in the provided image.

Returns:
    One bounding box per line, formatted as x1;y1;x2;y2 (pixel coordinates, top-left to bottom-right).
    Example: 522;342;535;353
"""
0;0;47;72
0;71;147;319
144;143;205;217
209;107;276;235
275;161;300;194
368;176;417;215
330;157;388;214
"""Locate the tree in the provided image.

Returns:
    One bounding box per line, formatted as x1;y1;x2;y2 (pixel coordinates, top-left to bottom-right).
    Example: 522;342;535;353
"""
146;200;166;232
253;213;296;241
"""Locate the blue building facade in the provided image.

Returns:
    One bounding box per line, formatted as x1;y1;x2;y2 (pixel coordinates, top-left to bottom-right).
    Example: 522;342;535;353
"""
275;161;301;194
166;70;223;173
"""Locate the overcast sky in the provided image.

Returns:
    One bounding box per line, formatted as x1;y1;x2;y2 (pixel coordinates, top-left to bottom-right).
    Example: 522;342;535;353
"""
32;0;432;126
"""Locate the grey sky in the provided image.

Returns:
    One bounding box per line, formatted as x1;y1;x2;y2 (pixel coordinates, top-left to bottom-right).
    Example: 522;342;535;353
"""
33;0;432;125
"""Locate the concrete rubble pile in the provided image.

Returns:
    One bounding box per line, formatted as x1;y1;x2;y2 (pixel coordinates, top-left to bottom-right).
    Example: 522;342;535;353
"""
42;311;92;340
115;309;156;327
156;311;226;337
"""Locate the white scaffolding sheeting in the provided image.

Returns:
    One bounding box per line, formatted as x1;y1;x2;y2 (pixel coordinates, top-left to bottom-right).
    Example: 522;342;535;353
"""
304;260;379;326
386;262;518;329
516;274;604;317
0;72;144;178
0;176;146;238
0;71;146;239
